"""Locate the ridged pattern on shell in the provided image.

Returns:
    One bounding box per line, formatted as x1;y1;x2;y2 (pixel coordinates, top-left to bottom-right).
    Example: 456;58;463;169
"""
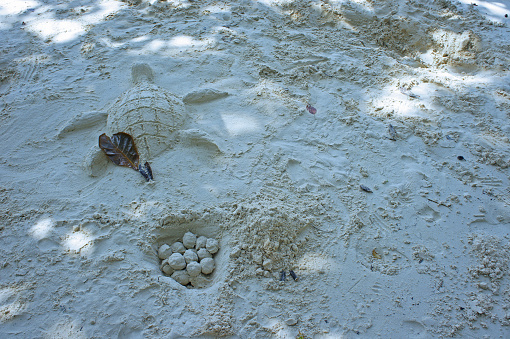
106;82;185;160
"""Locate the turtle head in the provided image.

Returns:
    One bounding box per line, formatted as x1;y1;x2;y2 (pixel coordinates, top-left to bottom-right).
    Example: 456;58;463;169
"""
132;63;155;84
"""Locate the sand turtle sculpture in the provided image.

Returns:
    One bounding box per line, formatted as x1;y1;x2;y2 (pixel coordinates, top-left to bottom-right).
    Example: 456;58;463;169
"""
105;63;186;162
58;63;227;179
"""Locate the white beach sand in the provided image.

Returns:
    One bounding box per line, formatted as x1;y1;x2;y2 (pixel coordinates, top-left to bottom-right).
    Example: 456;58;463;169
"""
1;0;510;337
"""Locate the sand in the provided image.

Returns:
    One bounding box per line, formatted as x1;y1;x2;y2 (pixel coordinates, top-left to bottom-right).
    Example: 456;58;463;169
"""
1;0;510;337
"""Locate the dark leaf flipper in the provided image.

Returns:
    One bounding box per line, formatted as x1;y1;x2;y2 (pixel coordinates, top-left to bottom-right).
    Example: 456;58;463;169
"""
99;132;140;170
138;162;154;181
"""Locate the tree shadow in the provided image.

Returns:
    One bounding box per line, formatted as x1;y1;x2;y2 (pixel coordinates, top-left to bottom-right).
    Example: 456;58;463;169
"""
1;0;508;199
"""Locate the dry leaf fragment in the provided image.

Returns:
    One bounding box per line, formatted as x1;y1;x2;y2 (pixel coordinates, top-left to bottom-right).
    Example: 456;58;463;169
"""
372;249;382;259
99;132;140;170
99;133;155;181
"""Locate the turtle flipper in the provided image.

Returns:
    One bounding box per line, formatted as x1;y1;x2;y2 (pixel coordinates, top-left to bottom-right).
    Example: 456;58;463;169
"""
131;63;154;84
83;147;109;178
57;111;108;138
178;129;223;154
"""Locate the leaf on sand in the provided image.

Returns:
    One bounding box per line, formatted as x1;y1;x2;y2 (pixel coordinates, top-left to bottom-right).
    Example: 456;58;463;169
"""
372;249;382;259
99;132;140;171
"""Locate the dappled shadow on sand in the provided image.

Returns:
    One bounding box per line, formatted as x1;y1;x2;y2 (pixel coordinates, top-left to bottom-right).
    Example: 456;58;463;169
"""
1;2;510;337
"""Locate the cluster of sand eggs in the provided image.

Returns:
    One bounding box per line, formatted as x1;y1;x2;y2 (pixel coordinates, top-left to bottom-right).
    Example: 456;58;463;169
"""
158;232;219;287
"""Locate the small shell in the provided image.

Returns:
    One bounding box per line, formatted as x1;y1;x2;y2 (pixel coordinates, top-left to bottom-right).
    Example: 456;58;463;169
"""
360;184;373;193
372;249;382;259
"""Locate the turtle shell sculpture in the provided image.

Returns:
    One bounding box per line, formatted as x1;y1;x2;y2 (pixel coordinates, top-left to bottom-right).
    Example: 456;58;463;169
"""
106;63;186;162
58;63;225;178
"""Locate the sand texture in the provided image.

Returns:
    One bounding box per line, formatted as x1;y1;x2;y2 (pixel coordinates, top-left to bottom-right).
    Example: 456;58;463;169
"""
1;0;510;337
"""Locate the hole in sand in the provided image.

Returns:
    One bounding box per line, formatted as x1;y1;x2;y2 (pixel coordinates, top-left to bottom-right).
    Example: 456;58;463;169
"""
153;218;228;289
